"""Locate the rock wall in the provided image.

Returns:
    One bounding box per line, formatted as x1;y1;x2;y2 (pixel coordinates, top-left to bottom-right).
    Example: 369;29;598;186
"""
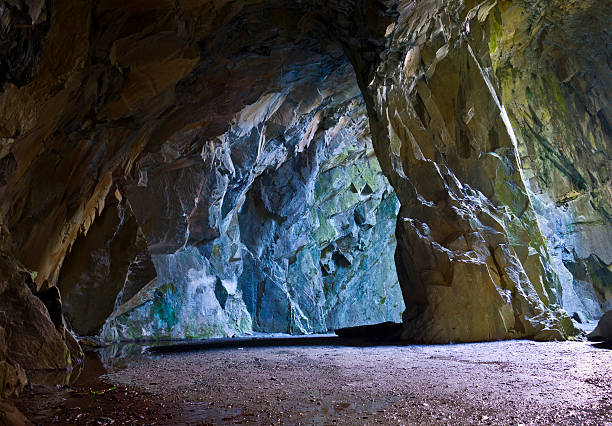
490;0;612;322
0;226;81;397
356;0;577;342
100;95;403;340
56;188;155;336
234;100;402;334
0;1;84;391
0;0;403;344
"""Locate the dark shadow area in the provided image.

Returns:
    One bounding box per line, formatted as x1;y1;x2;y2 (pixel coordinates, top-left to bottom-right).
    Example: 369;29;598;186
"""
334;321;403;338
147;334;406;354
15;351;182;425
591;341;612;350
26;351;107;388
147;321;405;354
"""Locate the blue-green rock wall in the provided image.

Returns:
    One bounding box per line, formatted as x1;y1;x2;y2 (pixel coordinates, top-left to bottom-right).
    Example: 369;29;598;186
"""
101;95;404;340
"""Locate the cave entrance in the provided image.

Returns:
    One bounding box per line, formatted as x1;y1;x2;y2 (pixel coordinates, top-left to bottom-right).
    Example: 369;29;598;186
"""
56;3;405;340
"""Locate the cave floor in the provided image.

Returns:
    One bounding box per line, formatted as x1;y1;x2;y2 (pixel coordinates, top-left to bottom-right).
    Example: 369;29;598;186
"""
15;336;612;425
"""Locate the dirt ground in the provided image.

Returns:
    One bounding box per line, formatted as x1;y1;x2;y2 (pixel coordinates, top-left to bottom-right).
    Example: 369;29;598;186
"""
14;336;612;425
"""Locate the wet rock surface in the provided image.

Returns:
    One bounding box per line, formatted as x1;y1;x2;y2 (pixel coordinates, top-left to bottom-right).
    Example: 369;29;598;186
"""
13;339;612;425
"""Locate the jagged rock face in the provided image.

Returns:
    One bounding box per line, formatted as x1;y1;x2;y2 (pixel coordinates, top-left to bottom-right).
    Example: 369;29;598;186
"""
224;101;402;334
0;0;403;343
56;188;155;336
357;0;610;341
0;226;82;397
358;0;580;342
0;0;609;355
58;1;402;340
100;94;403;340
0;260;71;369
489;0;612;321
234;101;402;334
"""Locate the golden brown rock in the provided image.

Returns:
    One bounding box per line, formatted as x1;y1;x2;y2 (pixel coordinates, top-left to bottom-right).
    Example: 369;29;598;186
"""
360;0;576;342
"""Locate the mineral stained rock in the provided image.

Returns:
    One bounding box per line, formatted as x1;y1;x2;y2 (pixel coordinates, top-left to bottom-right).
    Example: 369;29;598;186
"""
354;0;586;342
0;0;609;353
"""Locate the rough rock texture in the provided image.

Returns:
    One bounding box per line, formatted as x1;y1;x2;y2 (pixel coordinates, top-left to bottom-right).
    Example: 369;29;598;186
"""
0;0;406;342
57;187;155;336
490;0;612;321
358;0;578;342
100;95;403;339
0;0;609;352
0;262;77;371
237;101;402;334
102;248;254;341
0;226;81;398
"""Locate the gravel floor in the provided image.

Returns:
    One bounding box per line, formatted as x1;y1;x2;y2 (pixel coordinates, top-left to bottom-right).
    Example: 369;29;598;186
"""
106;338;612;425
15;337;612;425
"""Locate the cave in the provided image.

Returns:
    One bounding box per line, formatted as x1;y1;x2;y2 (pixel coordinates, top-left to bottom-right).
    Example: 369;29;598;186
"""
1;0;611;423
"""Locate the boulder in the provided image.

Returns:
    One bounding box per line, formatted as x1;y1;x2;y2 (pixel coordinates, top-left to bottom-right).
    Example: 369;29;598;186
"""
0;226;81;374
588;311;612;342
